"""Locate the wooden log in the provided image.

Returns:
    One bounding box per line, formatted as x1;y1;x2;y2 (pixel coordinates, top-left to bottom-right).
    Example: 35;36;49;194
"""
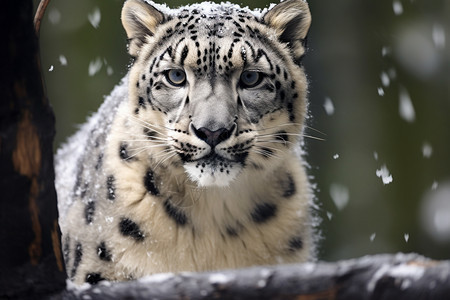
55;253;449;300
0;0;66;298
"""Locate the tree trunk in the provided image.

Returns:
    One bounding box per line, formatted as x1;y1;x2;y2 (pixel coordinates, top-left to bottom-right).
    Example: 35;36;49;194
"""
0;0;66;298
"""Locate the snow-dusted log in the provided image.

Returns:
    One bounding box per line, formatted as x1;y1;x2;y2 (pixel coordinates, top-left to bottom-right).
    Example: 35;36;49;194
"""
56;253;449;300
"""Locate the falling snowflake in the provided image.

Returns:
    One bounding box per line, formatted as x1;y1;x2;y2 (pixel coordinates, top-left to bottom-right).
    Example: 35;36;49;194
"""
59;55;68;66
393;0;403;15
380;72;390;87
88;57;103;76
376;164;393;185
323;97;335;116
48;8;61;25
370;233;376;242
329;183;349;211
399;86;416;123
88;7;101;29
432;23;446;49
422;142;433;158
381;46;391;57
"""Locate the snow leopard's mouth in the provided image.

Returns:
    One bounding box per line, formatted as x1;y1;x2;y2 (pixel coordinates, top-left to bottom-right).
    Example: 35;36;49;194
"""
194;153;234;171
183;153;245;187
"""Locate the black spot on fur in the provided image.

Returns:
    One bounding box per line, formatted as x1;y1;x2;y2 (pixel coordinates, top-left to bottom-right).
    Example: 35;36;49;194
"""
97;242;112;262
164;198;188;226
226;226;240;237
275;131;289;144
143;127;157;139
85;273;105;285
85;201;95;224
138;96;145;107
95;153;103;170
119;218;145;241
107;175;116;201
288;236;303;252
251;203;277;223
70;243;83;279
119;143;133;161
144;170;159;196
63;236;70;265
282;174;296;198
259;147;274;158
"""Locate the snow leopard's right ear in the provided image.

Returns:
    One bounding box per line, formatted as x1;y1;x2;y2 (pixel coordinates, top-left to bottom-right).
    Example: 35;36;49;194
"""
122;0;165;57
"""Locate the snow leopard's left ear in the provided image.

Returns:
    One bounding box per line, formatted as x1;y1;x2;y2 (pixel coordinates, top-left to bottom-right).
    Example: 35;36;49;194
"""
121;0;165;57
263;0;311;64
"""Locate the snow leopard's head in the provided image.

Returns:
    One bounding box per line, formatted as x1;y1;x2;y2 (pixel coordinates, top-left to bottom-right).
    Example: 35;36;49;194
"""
121;0;311;187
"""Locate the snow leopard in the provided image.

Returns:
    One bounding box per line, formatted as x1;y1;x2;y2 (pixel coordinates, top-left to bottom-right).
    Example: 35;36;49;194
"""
55;0;315;285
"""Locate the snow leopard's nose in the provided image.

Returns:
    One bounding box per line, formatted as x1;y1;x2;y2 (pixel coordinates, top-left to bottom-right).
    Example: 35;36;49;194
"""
192;124;235;148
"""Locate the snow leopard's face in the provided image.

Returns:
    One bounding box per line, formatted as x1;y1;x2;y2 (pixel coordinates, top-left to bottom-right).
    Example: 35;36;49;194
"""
122;0;311;187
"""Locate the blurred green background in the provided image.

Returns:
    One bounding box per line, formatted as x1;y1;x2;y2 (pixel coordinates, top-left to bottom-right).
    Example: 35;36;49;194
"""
36;0;450;261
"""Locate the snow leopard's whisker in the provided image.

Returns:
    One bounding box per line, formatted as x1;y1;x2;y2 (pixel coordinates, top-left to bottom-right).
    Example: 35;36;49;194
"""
255;139;293;146
116;130;169;140
121;113;172;136
120;111;172;131
152;147;176;158
256;144;282;153
302;134;325;141
154;151;178;169
125;144;172;160
127;144;171;153
258;123;326;138
251;148;281;159
125;148;148;160
120;121;168;138
304;125;327;136
258;122;303;132
257;132;325;141
121;138;172;143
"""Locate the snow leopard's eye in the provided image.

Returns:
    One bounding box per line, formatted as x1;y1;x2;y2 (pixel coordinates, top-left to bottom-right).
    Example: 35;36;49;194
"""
165;69;186;86
239;71;263;88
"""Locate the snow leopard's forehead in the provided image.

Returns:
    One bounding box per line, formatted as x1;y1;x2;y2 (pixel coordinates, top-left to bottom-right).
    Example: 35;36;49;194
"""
136;1;285;80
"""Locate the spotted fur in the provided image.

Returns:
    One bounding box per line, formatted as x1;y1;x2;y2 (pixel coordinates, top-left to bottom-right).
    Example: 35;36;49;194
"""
56;0;316;285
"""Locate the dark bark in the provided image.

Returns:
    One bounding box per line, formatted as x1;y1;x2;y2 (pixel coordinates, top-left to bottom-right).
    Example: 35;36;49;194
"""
53;253;449;300
0;0;66;299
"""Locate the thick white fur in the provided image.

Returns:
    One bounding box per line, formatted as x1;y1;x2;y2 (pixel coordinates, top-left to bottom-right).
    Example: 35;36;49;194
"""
57;0;316;284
